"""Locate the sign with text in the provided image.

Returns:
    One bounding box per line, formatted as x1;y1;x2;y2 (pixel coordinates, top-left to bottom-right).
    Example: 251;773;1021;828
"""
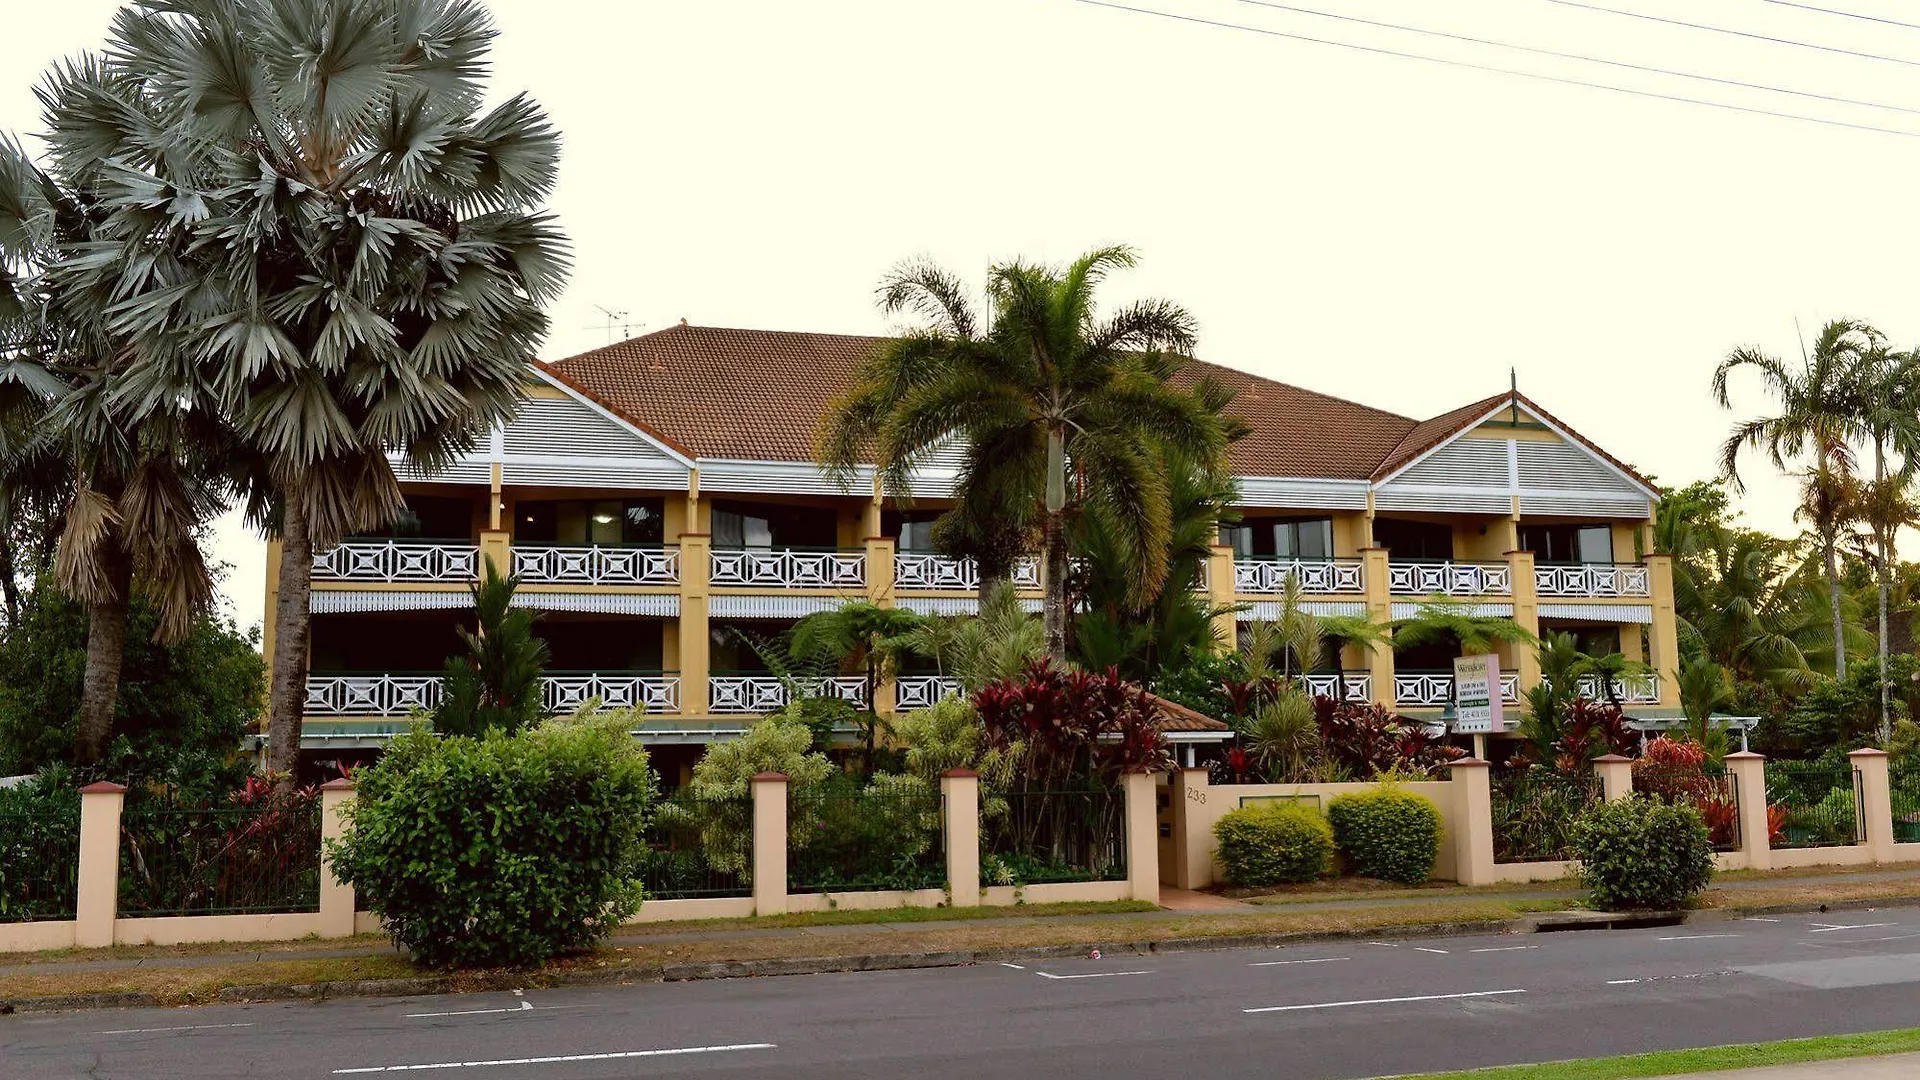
1452;653;1506;734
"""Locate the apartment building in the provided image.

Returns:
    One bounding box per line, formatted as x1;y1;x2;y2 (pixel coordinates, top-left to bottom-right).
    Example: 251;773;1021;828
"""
275;323;1679;770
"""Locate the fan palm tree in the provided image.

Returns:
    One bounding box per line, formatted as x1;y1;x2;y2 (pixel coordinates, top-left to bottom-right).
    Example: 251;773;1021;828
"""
1713;320;1875;679
790;600;926;768
1391;600;1537;657
1572;649;1652;711
1317;612;1388;702
1843;345;1920;741
820;246;1232;662
0;133;234;765
42;0;571;778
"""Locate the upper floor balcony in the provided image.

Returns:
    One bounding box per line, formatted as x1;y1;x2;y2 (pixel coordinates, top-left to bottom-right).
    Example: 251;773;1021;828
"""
1534;562;1651;598
892;553;1041;592
304;670;682;716
1387;559;1512;597
1234;557;1365;596
709;546;866;590
312;539;480;584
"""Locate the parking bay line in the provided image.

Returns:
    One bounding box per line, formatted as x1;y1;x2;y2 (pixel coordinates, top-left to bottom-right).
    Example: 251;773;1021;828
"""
406;1001;535;1019
97;1023;256;1036
1244;989;1526;1014
1471;946;1539;953
1035;969;1152;980
332;1042;778;1074
1249;957;1349;967
1808;923;1897;933
1657;935;1740;942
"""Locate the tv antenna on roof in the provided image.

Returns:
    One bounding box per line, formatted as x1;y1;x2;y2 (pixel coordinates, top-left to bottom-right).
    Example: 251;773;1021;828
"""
587;306;642;344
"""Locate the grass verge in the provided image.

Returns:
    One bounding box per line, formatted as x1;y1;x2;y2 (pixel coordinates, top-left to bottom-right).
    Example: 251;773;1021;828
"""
1396;1027;1920;1079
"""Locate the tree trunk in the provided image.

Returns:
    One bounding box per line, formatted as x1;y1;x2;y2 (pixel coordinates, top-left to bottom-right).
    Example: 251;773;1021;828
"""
1824;535;1846;679
0;531;19;629
1042;509;1069;665
1875;442;1893;743
266;501;315;785
73;548;133;766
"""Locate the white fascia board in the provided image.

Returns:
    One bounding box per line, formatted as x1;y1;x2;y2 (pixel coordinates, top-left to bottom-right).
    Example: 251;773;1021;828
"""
530;367;696;468
1234;475;1371;510
1371;398;1657;503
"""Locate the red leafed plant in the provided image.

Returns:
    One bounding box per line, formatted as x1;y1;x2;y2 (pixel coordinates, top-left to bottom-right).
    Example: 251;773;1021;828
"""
1553;698;1637;773
1311;697;1465;778
1766;803;1790;845
973;661;1175;787
1696;795;1740;848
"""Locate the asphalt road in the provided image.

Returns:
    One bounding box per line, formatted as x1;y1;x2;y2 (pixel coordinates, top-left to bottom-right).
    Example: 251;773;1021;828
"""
9;909;1920;1080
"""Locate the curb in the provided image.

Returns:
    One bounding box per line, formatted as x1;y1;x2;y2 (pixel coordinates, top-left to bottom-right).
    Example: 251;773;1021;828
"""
11;895;1920;1014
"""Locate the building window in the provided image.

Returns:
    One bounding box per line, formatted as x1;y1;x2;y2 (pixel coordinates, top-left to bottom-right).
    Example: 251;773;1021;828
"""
1520;523;1615;564
517;498;665;545
710;501;838;549
368;497;474;540
882;510;940;552
1219;517;1334;559
1373;518;1454;561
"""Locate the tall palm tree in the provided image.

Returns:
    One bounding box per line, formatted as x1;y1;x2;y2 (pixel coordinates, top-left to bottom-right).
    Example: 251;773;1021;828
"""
0;133;232;765
1713;320;1875;679
42;0;571;778
1690;529;1828;691
1844;345;1920;741
821;247;1232;663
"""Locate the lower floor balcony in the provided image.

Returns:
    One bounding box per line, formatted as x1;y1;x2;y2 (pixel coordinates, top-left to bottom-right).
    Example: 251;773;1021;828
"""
304;671;681;717
708;673;868;714
1394;669;1524;709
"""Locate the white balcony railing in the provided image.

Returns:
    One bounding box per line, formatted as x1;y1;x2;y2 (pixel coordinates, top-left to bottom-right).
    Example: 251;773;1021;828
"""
1534;563;1651;598
313;540;478;583
513;545;679;587
893;554;1042;592
895;675;964;710
305;672;679;716
1235;558;1365;595
708;674;868;714
1392;671;1522;708
1387;560;1512;596
1573;673;1662;704
710;547;866;589
543;672;681;714
1303;672;1372;703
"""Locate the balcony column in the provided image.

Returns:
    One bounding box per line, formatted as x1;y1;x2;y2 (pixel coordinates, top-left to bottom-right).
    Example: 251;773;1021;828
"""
1361;547;1394;708
1507;548;1540;697
1207;544;1236;652
1645;553;1681;706
679;528;711;718
478;530;510;579
865;533;898;717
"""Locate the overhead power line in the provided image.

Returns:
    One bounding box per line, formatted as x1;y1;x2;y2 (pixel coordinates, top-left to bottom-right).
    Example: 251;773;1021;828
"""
1076;1;1920;138
1234;0;1920;116
1540;0;1920;68
1752;0;1920;33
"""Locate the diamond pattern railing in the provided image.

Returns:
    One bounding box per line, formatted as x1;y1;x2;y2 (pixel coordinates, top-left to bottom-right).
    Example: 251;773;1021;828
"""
895;675;964;710
1233;558;1364;595
312;541;479;583
513;545;679;586
1534;563;1651;598
1302;672;1372;703
1571;673;1661;704
1388;560;1512;596
707;674;868;714
305;672;680;716
1393;670;1522;708
709;547;866;589
892;554;1042;591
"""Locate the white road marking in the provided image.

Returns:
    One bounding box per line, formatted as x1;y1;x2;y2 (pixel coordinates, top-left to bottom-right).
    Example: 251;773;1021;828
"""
405;1001;534;1019
1367;941;1401;948
1657;934;1739;941
332;1042;777;1074
1034;969;1151;980
1244;989;1526;1014
97;1023;255;1036
1808;922;1897;933
999;963;1026;970
1413;947;1450;954
1606;971;1736;986
1743;917;1782;923
1471;946;1539;953
1249;957;1350;967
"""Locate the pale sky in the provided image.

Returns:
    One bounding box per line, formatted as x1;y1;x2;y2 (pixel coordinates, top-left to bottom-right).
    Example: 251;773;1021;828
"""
8;0;1920;635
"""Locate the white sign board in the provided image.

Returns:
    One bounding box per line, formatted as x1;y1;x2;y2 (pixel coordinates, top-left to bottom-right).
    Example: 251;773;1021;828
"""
1452;653;1506;734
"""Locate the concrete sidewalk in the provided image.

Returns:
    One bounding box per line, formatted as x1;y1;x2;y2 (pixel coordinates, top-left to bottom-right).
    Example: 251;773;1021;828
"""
1657;1052;1920;1078
5;865;1920;981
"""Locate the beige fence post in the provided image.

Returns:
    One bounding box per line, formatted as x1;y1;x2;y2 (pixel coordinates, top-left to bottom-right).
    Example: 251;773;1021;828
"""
318;778;357;938
941;769;981;907
1123;771;1160;904
75;781;125;948
1849;748;1896;863
1725;751;1771;871
1593;755;1635;803
1450;759;1495;886
1169;767;1215;890
751;772;789;916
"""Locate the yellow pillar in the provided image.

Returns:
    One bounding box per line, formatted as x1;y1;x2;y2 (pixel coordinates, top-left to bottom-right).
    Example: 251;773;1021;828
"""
1123;770;1160;904
1361;547;1394;707
751;772;789;916
866;534;899;716
1726;751;1772;871
1170;766;1214;890
318;779;357;938
1850;748;1896;862
678;532;711;718
76;782;125;949
941;770;982;907
1449;759;1495;886
1507;548;1540;697
1592;754;1634;803
1645;553;1681;706
1207;544;1237;652
478;529;510;578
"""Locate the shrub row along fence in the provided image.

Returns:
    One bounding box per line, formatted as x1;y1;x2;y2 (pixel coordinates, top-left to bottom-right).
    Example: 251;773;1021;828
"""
1768;763;1864;850
789;786;945;893
984;789;1128;885
117;793;323;917
639;791;752;901
1633;761;1743;853
1894;763;1920;845
0;801;81;924
1491;770;1602;864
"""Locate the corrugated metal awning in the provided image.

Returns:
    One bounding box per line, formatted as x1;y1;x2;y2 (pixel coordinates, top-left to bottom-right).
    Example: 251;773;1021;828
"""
1538;602;1653;624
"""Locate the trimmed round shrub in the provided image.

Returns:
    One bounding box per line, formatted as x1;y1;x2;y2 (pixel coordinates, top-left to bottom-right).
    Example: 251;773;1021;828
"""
1213;803;1334;886
330;716;656;968
1327;786;1444;885
1570;795;1714;911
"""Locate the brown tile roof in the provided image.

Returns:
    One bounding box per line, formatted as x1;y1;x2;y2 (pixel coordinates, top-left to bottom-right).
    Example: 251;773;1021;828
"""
1145;692;1230;733
543;324;1647;491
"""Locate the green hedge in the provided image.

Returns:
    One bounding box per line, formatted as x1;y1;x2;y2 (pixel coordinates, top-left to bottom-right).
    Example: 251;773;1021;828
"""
1570;795;1715;911
1327;786;1444;885
1213;803;1334;886
330;717;656;968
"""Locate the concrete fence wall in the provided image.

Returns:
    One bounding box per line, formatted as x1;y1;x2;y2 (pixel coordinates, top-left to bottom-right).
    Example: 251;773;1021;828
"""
3;749;1912;954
